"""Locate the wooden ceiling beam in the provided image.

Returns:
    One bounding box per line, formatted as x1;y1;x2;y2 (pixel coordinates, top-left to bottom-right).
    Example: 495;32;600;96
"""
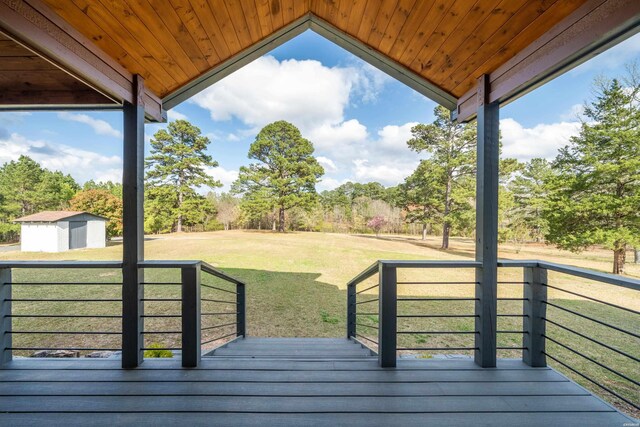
0;0;166;122
0;89;115;107
456;0;640;122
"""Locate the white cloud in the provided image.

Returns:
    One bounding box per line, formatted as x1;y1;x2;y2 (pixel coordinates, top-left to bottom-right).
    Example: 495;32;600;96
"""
316;156;337;172
190;55;389;135
205;166;238;193
500;118;581;160
0;132;122;183
167;109;188;121
352;159;417;185
58;112;122;138
317;177;350;192
308;119;368;153
559;104;585;121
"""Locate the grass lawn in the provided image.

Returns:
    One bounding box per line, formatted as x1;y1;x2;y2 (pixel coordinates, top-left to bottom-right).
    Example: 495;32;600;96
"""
1;230;638;416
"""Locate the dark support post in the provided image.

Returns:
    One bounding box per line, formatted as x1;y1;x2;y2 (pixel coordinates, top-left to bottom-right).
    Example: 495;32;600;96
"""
347;284;356;339
378;263;397;368
122;75;146;368
474;74;499;368
0;268;11;366
524;266;547;367
182;265;201;367
236;282;246;337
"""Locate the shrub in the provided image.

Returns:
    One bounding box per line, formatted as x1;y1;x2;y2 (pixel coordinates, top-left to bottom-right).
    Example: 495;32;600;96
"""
143;343;173;358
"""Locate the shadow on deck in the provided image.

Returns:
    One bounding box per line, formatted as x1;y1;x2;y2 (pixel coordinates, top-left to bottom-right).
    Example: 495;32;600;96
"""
0;337;633;426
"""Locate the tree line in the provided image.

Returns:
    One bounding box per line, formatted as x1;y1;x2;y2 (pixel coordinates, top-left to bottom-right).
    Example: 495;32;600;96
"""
0;69;636;273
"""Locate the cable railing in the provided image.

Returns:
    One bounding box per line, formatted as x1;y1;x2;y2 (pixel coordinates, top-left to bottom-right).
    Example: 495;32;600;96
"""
200;262;246;353
0;261;123;361
346;259;639;414
0;260;246;368
499;260;639;414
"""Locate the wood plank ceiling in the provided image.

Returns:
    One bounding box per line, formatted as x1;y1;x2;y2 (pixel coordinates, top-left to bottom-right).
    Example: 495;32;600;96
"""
31;0;589;104
0;32;112;106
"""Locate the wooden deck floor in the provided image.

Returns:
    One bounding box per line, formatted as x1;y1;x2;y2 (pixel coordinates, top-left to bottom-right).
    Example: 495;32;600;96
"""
0;338;633;426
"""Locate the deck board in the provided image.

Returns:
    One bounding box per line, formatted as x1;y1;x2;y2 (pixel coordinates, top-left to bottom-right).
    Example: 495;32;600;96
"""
0;337;632;426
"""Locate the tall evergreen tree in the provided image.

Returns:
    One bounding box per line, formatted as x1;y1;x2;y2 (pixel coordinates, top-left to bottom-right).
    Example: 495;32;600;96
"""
407;106;476;249
145;120;221;232
508;158;553;242
233;121;324;232
544;69;640;274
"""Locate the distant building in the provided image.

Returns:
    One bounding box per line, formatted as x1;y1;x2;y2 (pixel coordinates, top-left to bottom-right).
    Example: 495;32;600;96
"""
14;211;108;252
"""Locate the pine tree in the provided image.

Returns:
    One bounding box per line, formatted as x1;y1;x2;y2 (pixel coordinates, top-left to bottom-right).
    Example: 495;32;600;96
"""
233;121;324;232
145;120;221;232
544;68;640;274
406;106;476;249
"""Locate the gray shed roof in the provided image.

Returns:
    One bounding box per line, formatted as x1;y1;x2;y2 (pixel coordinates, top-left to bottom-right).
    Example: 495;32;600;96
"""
14;211;108;222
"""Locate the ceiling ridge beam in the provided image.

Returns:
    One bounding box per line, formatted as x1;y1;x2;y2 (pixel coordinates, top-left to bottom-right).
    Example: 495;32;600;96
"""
456;0;640;122
162;14;313;109
0;0;165;122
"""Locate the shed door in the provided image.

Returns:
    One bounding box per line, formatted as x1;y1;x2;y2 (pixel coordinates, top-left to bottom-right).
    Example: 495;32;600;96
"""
69;221;87;249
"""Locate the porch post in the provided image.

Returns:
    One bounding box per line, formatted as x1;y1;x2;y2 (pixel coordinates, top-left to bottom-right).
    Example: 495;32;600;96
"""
474;75;499;368
122;75;145;368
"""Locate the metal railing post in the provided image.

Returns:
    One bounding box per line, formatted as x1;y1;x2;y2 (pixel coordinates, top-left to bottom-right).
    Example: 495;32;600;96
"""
347;284;356;339
524;266;547;367
181;264;201;368
378;263;397;368
236;282;246;337
0;268;11;366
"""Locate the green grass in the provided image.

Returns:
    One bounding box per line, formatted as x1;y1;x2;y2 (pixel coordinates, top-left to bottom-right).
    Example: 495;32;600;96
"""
0;230;638;416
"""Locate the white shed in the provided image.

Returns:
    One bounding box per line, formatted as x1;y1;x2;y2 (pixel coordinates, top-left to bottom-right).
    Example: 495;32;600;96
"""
14;211;108;252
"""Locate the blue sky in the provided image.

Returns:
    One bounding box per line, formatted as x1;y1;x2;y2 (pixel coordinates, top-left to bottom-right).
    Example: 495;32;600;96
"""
0;30;639;192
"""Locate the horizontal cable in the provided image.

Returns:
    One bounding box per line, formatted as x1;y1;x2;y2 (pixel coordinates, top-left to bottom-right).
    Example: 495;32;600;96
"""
142;298;181;302
143;331;181;334
201;298;237;304
8;347;120;351
355;284;379;295
354;312;379;316
543;317;639;363
141;282;180;285
201;312;238;316
497;330;526;334
542;283;640;315
544;335;640;387
544;352;640;411
201;284;237;294
8;298;121;302
10;282;120;286
354;298;379;305
141;314;180;318
355;334;378;345
398;347;478;351
497;347;527;350
355;323;378;330
497;298;528;301
201;322;236;331
497;314;528;317
397;281;479;285
398;331;478;335
497;281;528;285
398;297;477;302
398;314;478;318
8;314;121;318
544;301;640;339
8;331;121;335
201;332;237;345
